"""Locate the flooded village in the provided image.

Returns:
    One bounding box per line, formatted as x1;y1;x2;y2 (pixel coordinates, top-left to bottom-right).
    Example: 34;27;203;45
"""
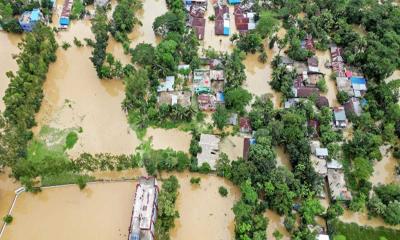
0;0;400;240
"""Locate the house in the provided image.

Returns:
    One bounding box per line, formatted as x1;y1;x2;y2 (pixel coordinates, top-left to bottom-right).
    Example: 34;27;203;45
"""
327;159;343;170
158;91;191;107
209;59;223;69
59;0;73;29
214;5;230;36
327;168;352;201
239;117;252;133
198;94;216;111
19;9;43;32
316;96;329;109
305;72;324;87
228;0;241;4
336;77;353;96
210;70;224;81
344;97;362;117
316;148;329;159
351;76;367;97
189;16;206;39
184;0;208;10
193;69;211;88
228;113;238;125
293;87;319;98
307;57;319;72
308;119;319;138
284;98;301;108
243;137;256;160
310;141;328;176
197;134;220;169
317;234;330;240
302;34;315;51
330;46;345;77
157;76;175;92
233;5;256;33
128;177;159;240
94;0;109;7
333;107;347;128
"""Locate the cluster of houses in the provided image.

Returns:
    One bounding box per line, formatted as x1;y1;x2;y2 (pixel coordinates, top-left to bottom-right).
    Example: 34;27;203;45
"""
233;2;256;33
15;0;111;32
187;0;207;39
330;45;367;117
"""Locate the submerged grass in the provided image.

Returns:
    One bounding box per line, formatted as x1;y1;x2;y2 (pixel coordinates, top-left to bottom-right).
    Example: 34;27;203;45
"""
41;173;95;187
329;220;400;240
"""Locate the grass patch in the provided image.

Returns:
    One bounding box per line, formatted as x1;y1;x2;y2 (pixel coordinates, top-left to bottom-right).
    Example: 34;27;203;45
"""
329;220;400;240
65;131;78;149
41;173;95;187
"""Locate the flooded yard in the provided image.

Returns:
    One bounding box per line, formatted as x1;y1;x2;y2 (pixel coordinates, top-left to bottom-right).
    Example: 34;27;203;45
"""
146;128;192;153
0;33;21;111
340;210;400;230
2;181;136;240
169;172;240;240
33;22;140;157
370;146;400;186
220;135;245;161
265;210;290;240
316;50;340;108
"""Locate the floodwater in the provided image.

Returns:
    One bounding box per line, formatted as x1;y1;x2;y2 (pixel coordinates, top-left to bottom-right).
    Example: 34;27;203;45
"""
275;146;292;170
265;210;290;240
316;50;340;108
1;181;137;240
220;135;245;161
33;22;141;158
169;172;240;240
340;210;400;230
202;0;235;53
146;128;192;153
107;0;168;64
370;145;400;186
0;169;21;221
0;33;21;112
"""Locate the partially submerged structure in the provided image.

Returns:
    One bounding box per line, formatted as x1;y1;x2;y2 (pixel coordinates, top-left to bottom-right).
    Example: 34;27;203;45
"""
197;134;220;169
60;0;73;29
128;177;159;240
19;8;43;32
233;4;256;33
327;168;352;201
214;4;230;36
188;5;206;39
333;107;347;128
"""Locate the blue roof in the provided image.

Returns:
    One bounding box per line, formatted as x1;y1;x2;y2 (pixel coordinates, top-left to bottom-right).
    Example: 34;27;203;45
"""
30;9;41;21
223;27;230;35
59;17;70;26
228;0;241;4
351;77;366;85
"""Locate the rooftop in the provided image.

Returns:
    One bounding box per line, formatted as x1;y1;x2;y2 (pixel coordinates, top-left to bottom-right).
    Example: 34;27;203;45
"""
197;134;220;169
327;169;352;201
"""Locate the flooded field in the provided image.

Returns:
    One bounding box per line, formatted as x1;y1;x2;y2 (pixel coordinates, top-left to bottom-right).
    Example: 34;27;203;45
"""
341;210;400;230
370;146;400;186
265;210;290;240
146;128;192;153
169;172;240;240
2;182;136;240
0;33;21;111
220;135;245;161
275;146;292;170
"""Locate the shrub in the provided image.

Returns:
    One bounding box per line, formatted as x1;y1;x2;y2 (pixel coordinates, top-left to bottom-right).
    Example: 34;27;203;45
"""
218;186;228;197
65;131;78;149
62;42;71;50
77;175;88;190
198;162;211;174
3;215;13;224
190;177;201;185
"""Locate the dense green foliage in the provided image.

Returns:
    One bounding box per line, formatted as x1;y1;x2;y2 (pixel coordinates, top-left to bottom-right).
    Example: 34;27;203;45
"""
156;176;180;240
110;0;142;46
90;8;110;78
329;220;400;240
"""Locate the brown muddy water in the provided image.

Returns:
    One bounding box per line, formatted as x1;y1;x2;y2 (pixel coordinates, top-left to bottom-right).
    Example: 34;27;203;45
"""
146;128;192;153
168;172;240;240
0;33;21;112
1;173;240;240
265;210;291;240
1;181;137;240
0;169;21;221
275;146;292;170
370;145;400;186
33;22;141;158
316;50;340;108
341;210;400;230
220;135;245;161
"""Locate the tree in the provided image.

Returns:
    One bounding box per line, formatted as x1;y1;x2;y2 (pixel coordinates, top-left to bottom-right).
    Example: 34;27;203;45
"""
316;77;328;93
367;195;386;218
130;43;155;66
235;32;263;54
153;12;184;37
224;87;252;112
248;144;276;174
256;11;279;39
212;106;229;130
218;186;228;197
223;49;246;88
240;180;257;204
299;197;325;224
383;201;400;225
327;202;344;220
337;91;350;105
353;157;373;181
